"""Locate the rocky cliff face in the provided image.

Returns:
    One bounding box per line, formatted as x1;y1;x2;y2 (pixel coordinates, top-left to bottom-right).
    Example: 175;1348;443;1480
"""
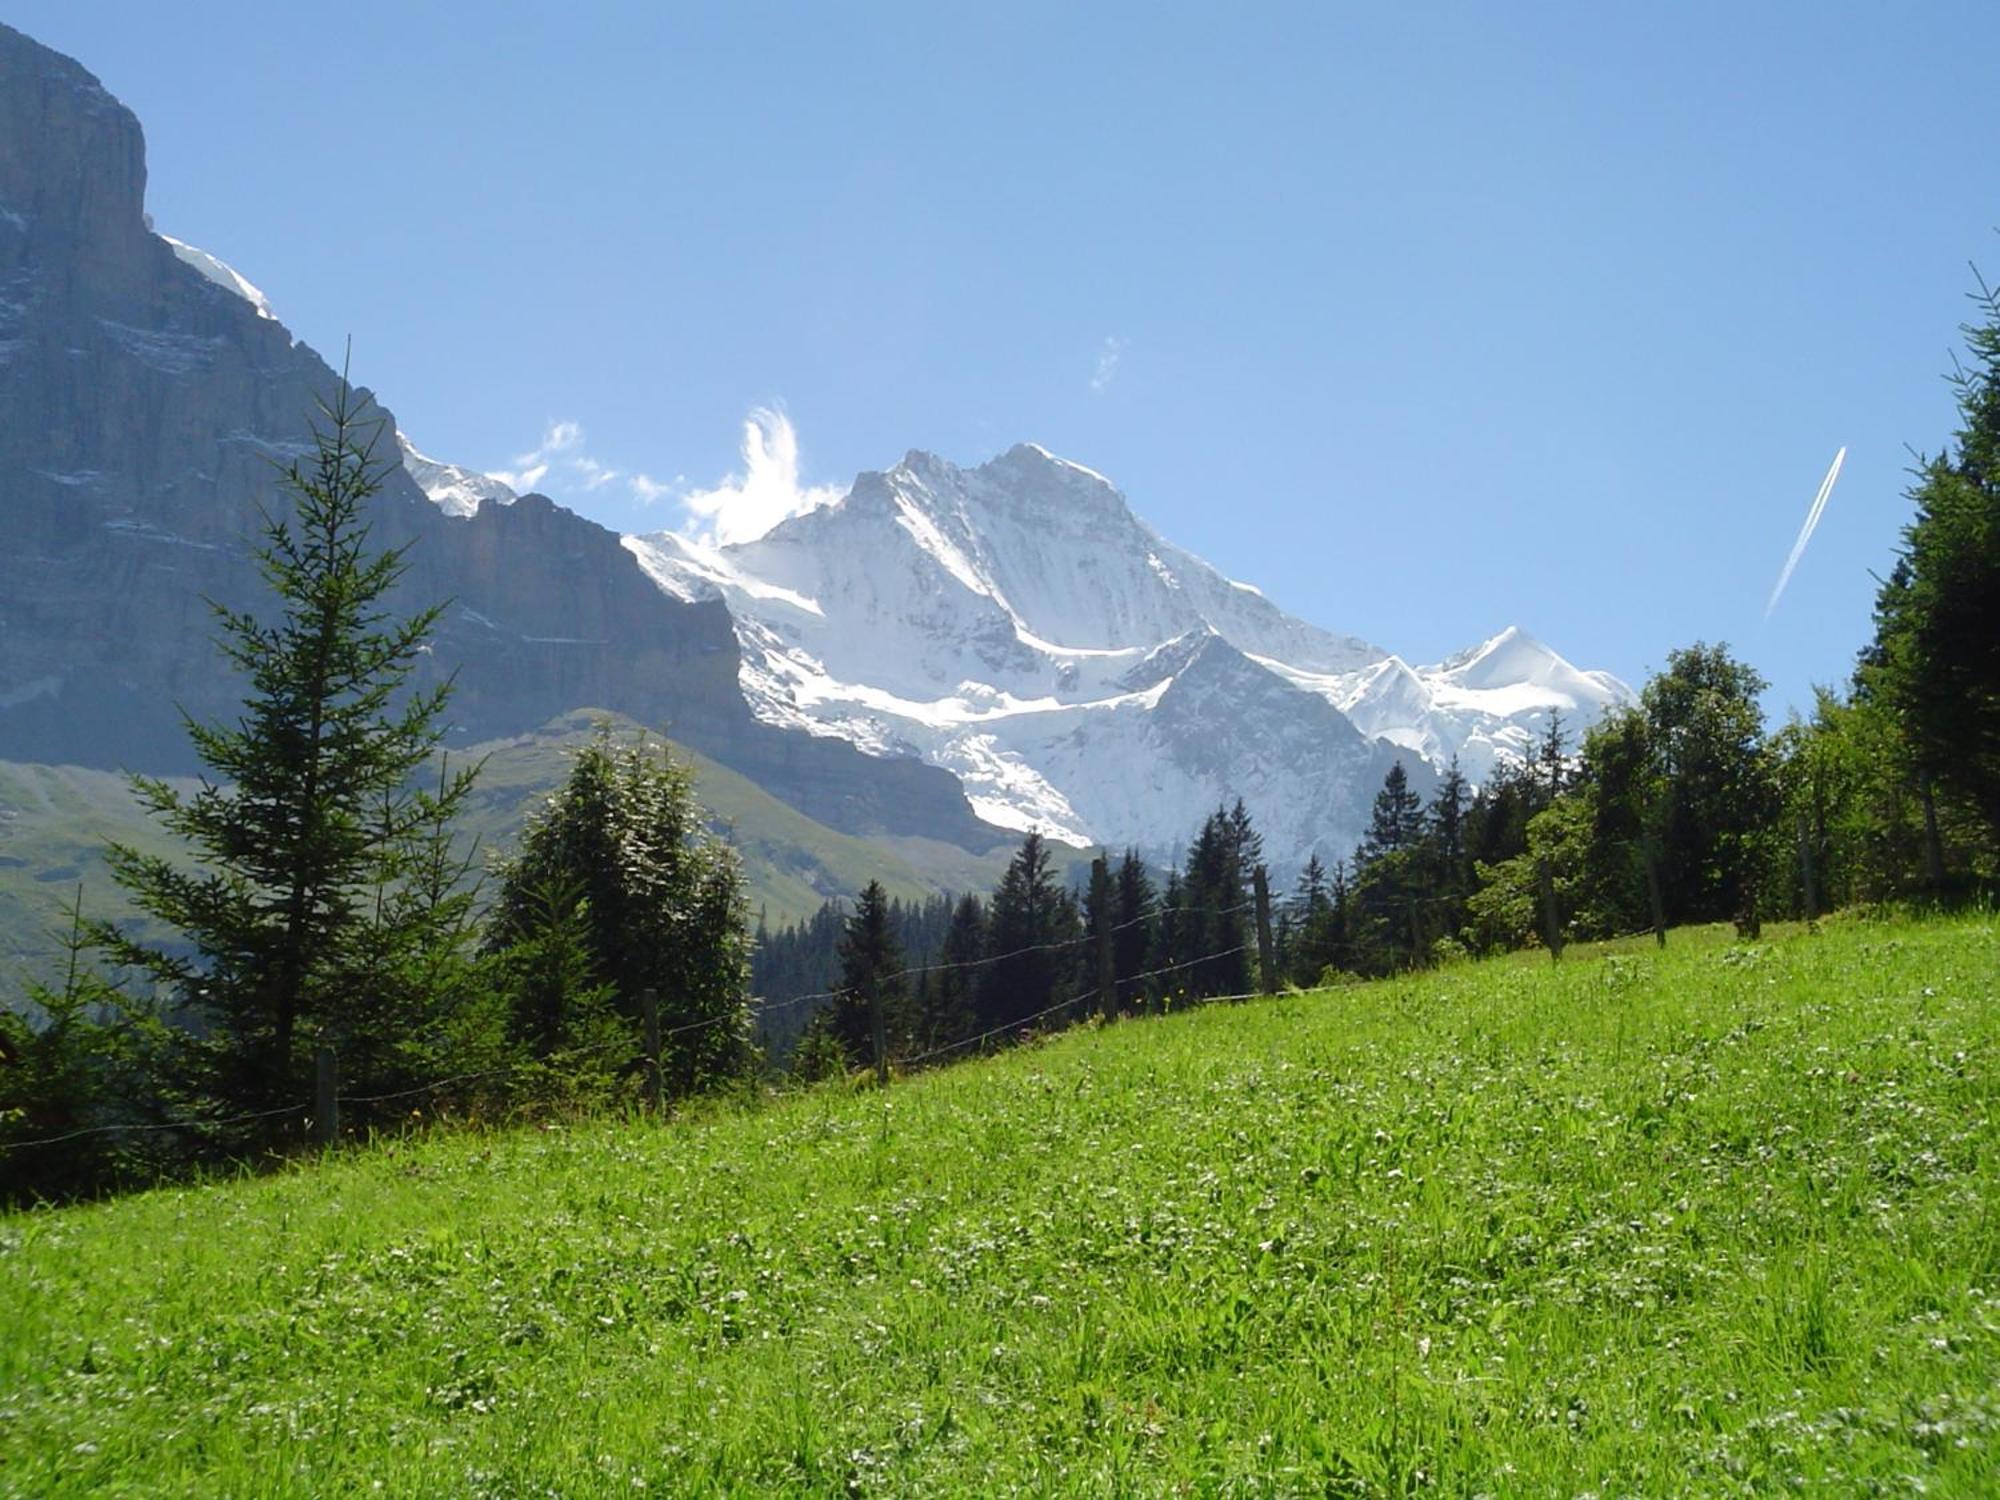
0;23;998;850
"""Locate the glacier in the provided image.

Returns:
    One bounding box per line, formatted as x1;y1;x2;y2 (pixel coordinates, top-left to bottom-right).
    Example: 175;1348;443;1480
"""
397;433;521;519
409;436;1631;869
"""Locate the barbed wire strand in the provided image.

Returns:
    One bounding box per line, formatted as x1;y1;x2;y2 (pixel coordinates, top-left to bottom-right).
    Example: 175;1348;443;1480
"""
905;943;1251;1066
0;1100;308;1154
4;837;1683;1154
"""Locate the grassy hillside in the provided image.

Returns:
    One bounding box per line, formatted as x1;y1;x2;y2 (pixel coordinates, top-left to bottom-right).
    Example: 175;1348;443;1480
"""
453;712;1013;925
1;712;1015;1001
0;759;196;992
3;913;1995;1495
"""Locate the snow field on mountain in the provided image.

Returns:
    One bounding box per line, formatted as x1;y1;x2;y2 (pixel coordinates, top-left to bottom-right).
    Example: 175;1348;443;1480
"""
415;439;1632;865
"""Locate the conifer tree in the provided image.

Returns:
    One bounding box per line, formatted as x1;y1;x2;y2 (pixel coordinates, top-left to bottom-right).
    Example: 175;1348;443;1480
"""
1421;756;1474;946
1111;850;1156;1009
1287;854;1333;983
1430;758;1469;886
1293;853;1330;920
1538;710;1569;803
1328;858;1353;967
1352;763;1432;972
490;873;630;1107
1864;270;2000;849
1181;807;1252;997
1225;798;1264;875
1464;759;1539;873
96;379;479;1120
1083;855;1119;1018
977;833;1078;1030
1360;762;1426;861
493;874;621;1062
832;880;905;1070
789;1014;850;1083
2;890;153;1201
491;729;751;1096
920;893;985;1050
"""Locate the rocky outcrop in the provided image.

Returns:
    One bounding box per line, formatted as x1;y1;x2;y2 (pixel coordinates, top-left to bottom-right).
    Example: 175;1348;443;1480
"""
0;22;999;850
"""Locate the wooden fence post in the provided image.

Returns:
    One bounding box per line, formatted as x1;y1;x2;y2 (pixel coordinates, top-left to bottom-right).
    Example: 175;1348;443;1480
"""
1642;835;1667;950
1252;864;1278;995
1536;857;1564;962
640;987;662;1110
1796;814;1818;931
314;1043;338;1147
870;978;888;1088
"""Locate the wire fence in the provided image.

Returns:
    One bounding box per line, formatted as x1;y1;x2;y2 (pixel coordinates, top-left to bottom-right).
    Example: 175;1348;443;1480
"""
0;908;1263;1156
906;944;1254;1066
749;898;1257;1016
0;1101;310;1154
5;827;1815;1160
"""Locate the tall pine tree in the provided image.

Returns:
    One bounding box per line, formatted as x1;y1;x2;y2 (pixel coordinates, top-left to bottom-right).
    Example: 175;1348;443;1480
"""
1111;850;1156;1009
1361;761;1426;861
97;380;479;1121
920;893;985;1050
977;833;1079;1031
832;881;906;1071
1863;269;2000;852
1180;807;1253;998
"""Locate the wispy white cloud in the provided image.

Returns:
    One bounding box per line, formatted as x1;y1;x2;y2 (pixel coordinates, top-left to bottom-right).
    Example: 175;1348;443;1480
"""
488;419;584;493
1091;335;1125;394
678;407;843;548
485;408;837;539
628;472;678;504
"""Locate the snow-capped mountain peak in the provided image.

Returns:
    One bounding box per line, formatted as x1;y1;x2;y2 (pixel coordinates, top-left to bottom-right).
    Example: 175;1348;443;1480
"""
158;235;275;320
607;439;1629;865
401;422;1629;865
1435;624;1566;690
398;434;520;519
1423;625;1630;720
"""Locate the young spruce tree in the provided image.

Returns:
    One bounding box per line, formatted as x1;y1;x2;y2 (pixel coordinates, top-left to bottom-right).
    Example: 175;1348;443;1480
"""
97;379;478;1123
832;880;907;1074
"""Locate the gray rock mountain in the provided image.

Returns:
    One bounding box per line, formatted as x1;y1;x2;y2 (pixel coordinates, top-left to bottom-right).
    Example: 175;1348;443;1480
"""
0;22;998;849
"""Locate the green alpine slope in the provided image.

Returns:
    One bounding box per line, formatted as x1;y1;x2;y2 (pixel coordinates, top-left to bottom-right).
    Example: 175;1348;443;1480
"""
2;913;1994;1495
1;711;1015;1002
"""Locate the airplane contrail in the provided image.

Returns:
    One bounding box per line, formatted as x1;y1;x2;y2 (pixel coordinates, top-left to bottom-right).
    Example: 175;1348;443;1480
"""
1764;446;1846;619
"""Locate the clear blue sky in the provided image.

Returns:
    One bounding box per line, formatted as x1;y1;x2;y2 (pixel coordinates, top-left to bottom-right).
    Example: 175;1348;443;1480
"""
15;1;1998;716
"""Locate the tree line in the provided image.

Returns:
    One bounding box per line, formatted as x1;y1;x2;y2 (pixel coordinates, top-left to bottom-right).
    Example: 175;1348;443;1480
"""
760;268;2000;1075
758;799;1271;1081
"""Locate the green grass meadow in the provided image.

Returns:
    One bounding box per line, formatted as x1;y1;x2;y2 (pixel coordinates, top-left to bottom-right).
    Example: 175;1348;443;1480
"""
2;913;1995;1496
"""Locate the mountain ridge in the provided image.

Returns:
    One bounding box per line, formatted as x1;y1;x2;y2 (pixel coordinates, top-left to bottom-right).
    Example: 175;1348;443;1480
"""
0;16;1630;883
0;20;1000;855
615;445;1628;865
